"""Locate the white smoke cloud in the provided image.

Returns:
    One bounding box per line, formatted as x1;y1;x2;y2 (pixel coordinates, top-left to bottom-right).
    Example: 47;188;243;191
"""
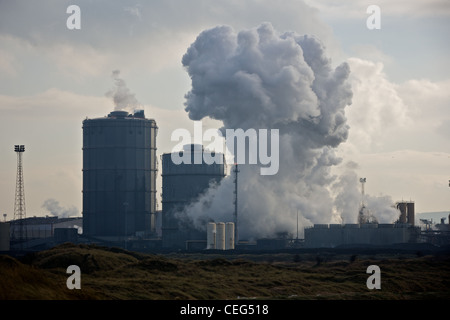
105;70;141;111
345;58;410;152
42;198;79;218
332;169;399;224
179;23;354;239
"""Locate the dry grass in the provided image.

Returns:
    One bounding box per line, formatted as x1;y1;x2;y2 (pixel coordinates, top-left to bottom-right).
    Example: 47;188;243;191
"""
1;243;449;300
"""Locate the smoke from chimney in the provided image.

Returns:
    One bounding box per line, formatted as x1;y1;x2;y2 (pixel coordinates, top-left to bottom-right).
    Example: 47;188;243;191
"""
106;69;140;112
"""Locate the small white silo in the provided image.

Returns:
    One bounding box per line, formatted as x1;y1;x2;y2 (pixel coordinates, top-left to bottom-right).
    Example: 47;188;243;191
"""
206;222;216;249
225;222;235;250
216;222;225;250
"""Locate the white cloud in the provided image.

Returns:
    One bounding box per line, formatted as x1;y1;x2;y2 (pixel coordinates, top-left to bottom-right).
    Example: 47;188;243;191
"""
334;56;450;213
345;58;410;152
344;58;450;153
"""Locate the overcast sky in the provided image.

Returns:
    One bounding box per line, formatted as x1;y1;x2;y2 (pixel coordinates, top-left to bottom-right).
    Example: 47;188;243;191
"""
0;0;449;221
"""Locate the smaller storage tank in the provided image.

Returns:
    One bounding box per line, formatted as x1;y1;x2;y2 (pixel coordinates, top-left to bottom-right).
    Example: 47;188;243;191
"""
206;222;216;249
225;222;235;250
216;222;225;250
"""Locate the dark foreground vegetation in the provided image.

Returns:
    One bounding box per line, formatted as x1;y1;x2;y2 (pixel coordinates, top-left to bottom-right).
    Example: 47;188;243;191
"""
1;243;449;300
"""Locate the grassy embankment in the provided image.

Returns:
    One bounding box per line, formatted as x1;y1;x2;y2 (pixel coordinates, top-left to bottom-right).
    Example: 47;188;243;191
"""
1;243;449;300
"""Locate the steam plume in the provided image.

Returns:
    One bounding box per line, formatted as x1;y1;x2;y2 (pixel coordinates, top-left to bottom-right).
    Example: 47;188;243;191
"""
332;169;399;224
106;70;140;111
42;198;79;218
179;23;354;239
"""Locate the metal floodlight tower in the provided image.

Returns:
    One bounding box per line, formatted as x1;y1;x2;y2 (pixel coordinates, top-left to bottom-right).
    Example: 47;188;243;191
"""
13;145;27;246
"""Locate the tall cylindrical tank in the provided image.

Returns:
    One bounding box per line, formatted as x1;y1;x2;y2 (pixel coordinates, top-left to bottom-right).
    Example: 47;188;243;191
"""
225;222;235;250
407;202;415;226
216;222;225;250
82;110;158;238
0;223;10;251
207;222;216;249
161;144;226;248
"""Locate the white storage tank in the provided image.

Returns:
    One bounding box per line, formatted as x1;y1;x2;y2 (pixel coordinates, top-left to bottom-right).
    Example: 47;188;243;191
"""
216;222;225;250
225;222;235;250
206;222;216;249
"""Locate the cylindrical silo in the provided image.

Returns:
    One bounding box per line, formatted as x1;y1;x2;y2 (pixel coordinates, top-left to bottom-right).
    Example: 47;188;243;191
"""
207;222;216;249
225;222;235;250
216;222;225;250
161;144;226;248
82;110;158;239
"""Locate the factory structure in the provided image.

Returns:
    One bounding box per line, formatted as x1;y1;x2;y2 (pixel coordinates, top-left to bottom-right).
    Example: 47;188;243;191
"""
1;109;450;253
304;196;421;248
304;221;419;249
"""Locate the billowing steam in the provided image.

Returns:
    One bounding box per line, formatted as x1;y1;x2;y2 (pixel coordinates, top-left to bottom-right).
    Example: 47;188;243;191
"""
42;198;79;218
178;23;355;239
105;70;140;111
332;168;399;224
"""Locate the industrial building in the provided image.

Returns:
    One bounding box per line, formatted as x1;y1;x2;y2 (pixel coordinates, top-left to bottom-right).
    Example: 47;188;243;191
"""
304;201;420;248
396;201;415;225
161;144;226;248
304;223;420;248
10;216;82;239
82;110;158;242
3;216;82;251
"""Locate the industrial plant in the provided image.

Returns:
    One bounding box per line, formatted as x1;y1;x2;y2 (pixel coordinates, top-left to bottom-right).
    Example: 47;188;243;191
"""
1;109;450;254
